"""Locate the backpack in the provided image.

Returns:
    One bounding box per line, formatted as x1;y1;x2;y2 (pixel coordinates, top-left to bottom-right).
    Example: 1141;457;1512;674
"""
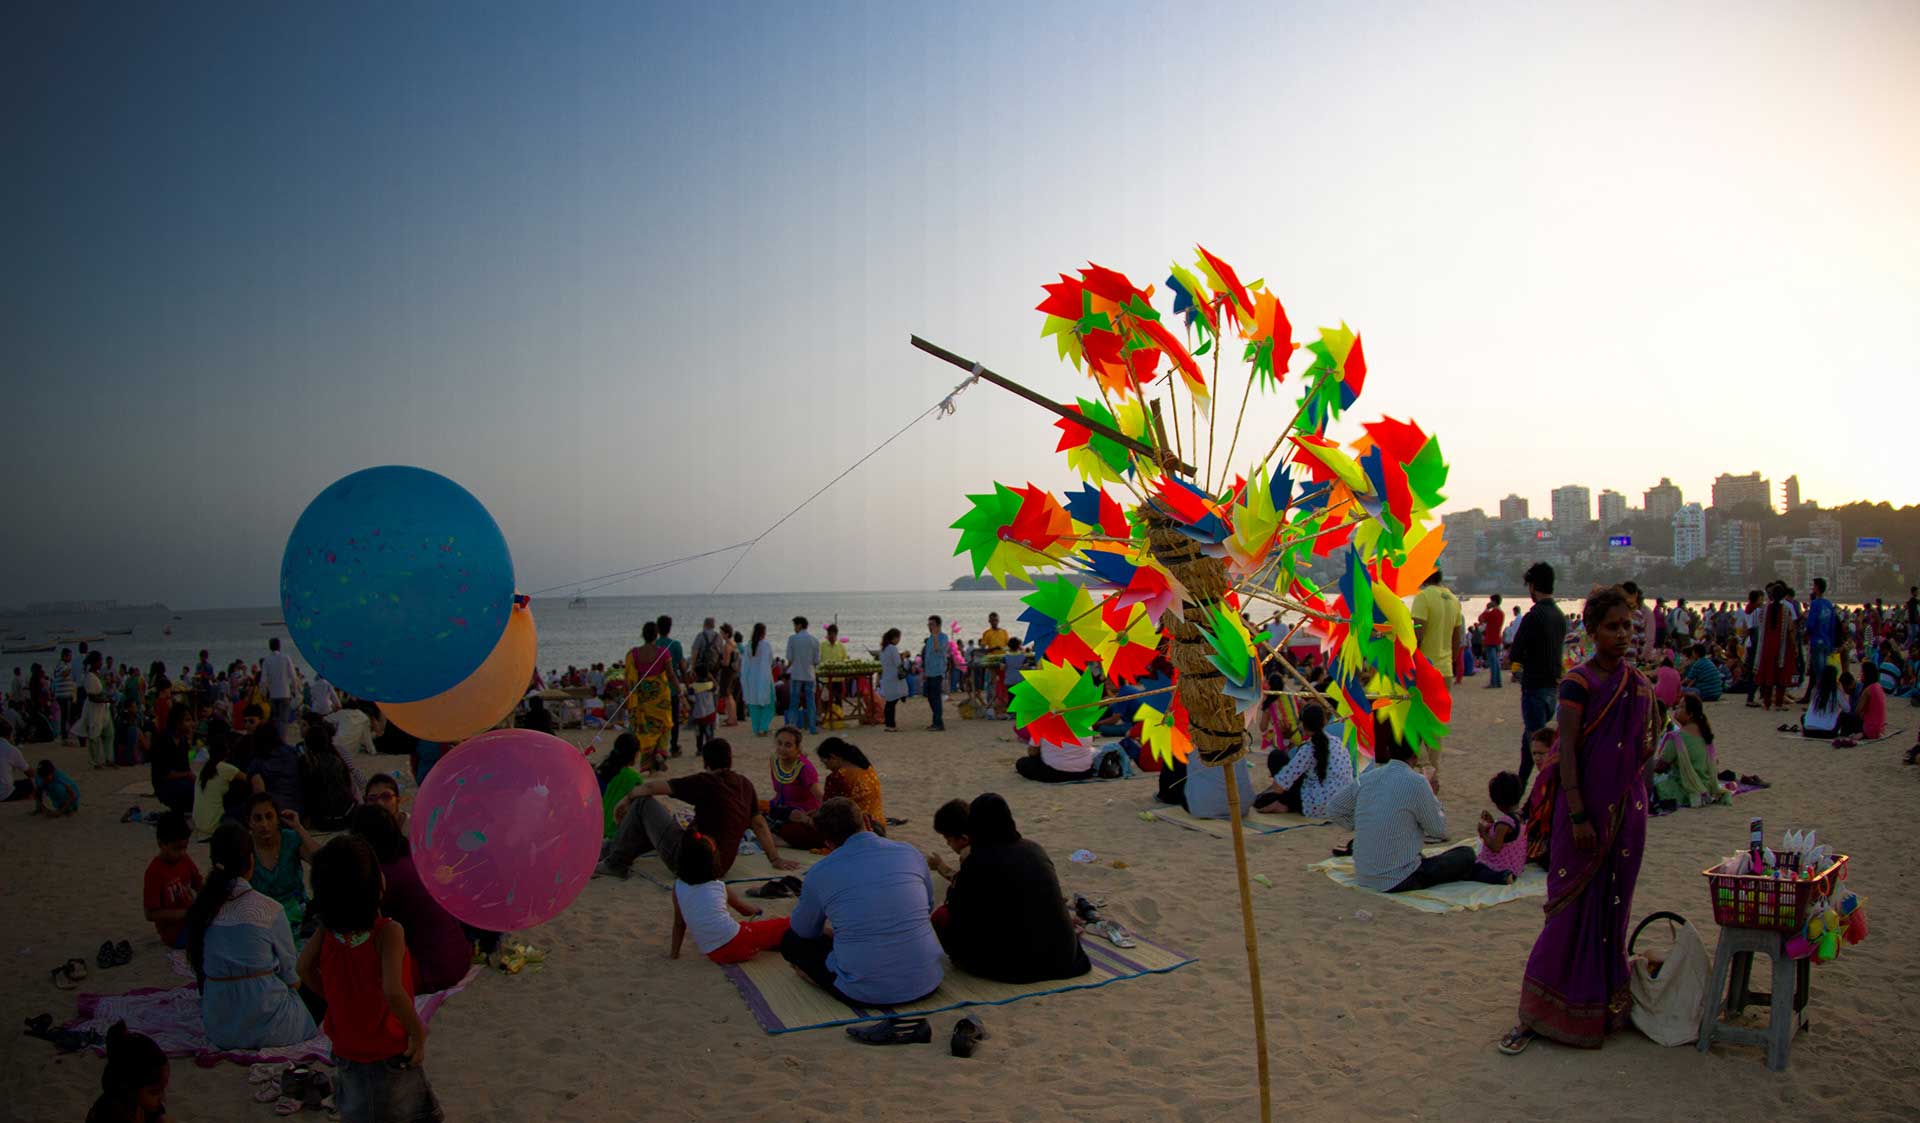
300;746;355;831
692;632;719;678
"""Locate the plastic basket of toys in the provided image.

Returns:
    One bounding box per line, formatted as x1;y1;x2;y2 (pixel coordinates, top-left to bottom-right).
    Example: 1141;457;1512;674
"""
1702;854;1848;933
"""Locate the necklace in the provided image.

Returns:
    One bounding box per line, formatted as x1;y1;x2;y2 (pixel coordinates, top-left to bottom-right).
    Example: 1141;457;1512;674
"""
771;754;806;785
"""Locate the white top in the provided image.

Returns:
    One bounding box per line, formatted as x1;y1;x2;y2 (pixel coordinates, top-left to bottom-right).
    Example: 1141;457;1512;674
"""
308;676;339;716
878;645;908;701
0;737;28;787
1040;736;1096;773
673;878;740;954
261;651;296;699
1803;692;1848;734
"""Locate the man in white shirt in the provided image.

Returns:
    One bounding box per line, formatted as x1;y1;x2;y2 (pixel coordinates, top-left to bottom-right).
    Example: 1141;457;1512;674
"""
308;673;339;717
785;616;821;735
1323;728;1475;892
261;638;297;731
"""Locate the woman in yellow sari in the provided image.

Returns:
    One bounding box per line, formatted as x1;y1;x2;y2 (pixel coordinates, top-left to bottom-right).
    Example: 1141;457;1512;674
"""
817;737;886;836
623;621;678;772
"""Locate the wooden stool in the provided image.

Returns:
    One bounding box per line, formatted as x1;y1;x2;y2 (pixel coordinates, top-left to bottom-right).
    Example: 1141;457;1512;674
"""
1697;926;1810;1070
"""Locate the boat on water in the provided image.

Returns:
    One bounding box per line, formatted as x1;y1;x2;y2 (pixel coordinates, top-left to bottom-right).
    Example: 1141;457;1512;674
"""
105;627;134;636
260;620;285;627
3;643;54;654
569;596;588;608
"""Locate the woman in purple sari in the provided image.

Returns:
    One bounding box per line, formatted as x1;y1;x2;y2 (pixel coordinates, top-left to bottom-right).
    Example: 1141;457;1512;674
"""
1501;586;1656;1054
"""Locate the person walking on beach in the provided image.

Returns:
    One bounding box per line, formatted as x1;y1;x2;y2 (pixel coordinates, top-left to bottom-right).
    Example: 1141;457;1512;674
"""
53;649;76;745
1510;563;1567;789
1410;570;1462;784
657;616;687;757
1479;595;1507;690
1501;585;1655;1056
921;616;949;732
785;617;820;735
1799;578;1838;704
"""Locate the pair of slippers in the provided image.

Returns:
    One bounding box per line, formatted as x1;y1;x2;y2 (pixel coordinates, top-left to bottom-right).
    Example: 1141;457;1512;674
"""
252;1063;334;1115
50;958;89;989
1071;895;1136;949
846;1015;987;1057
96;940;133;969
745;876;805;900
24;1012;102;1052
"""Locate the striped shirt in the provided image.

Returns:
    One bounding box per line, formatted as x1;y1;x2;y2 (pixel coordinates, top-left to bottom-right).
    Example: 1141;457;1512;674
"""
1323;759;1448;891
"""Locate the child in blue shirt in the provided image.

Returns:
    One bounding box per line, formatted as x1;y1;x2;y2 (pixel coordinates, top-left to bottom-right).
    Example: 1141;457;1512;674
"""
33;760;78;816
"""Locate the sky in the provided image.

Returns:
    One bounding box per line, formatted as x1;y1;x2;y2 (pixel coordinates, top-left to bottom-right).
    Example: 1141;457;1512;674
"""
4;1;1917;609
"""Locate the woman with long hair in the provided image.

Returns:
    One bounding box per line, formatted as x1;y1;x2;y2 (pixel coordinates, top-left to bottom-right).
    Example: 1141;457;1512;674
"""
193;719;242;837
877;628;908;732
937;793;1090;984
623;620;677;771
597;732;645;838
1753;583;1799;711
740;622;776;736
1651;695;1724;808
184;823;315;1050
816;737;885;837
1258;703;1353;818
1798;663;1849;739
1501;586;1656;1055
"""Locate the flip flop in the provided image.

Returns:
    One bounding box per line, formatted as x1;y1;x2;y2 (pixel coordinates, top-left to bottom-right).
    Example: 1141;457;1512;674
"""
23;1013;53;1036
746;879;796;900
950;1014;988;1058
1092;919;1137;949
846;1017;931;1046
113;940;133;967
1498;1026;1535;1055
96;942;116;970
51;959;87;989
119;805;142;823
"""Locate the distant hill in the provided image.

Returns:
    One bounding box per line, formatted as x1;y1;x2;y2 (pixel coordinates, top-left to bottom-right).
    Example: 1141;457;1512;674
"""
948;573;1097;591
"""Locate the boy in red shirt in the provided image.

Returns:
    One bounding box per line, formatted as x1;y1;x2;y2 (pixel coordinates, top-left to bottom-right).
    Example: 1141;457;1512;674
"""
143;812;203;948
1478;595;1507;690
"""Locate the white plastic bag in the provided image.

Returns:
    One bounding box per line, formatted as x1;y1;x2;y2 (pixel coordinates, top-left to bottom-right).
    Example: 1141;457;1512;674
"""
1629;916;1710;1046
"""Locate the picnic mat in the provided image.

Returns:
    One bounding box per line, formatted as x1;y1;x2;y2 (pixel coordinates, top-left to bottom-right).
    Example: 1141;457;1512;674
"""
1773;726;1904;743
1139;803;1331;839
630;847;822;891
723;935;1195;1033
63;966;480;1066
113;781;156;798
1307;845;1547;913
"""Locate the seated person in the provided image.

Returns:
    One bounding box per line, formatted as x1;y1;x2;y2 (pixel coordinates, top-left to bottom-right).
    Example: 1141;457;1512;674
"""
0;720;27;802
1323;724;1474;892
245;793;318;929
817;738;887;836
361;772;409;833
765;726;823;842
779;798;943;1007
185;823;317;1050
1182;754;1255;820
925;798;970;882
671;833;789;965
144;812;204;949
1014;732;1097;783
1800;666;1849;740
936;794;1090;984
1469;772;1527;884
596;734;644;834
1848;671;1887;742
147;707;197;818
1652;696;1725;807
1256;704;1352;818
346;805;474;994
33;759;79;816
1680;644;1723;702
244;725;305;821
596;739;798;879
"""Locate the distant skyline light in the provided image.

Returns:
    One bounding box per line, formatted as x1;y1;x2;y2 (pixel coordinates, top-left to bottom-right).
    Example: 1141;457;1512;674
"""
3;2;1916;609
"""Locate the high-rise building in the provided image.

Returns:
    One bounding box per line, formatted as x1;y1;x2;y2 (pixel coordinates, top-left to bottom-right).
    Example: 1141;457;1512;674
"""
1597;490;1627;530
1499;494;1529;523
1782;475;1802;512
1672;503;1706;566
1644;478;1683;521
1439;509;1489;578
1550;485;1591;542
1711;471;1771;512
1809;514;1842;567
1715;518;1762;580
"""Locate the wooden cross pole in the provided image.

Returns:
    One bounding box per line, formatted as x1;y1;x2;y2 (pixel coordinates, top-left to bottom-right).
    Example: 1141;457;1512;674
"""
910;336;1199;478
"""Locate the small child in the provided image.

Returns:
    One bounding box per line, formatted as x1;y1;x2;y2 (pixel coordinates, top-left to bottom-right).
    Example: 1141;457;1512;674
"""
671;833;788;964
1470;771;1528;885
85;1020;171;1123
926;798;972;882
143;812;203;949
689;683;717;752
33;759;79;816
298;835;442;1123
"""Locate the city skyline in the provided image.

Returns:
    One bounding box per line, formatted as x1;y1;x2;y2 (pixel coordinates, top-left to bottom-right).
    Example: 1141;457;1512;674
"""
1457;466;1854;525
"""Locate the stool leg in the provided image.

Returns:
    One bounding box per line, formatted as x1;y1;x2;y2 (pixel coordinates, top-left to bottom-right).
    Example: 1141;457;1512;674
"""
1727;950;1754;1015
1765;942;1795;1071
1699;939;1736;1054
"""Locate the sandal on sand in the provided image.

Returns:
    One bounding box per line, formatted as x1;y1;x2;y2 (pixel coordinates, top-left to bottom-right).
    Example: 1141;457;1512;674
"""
23;1013;53;1036
1498;1027;1535;1055
113;940;132;967
1092;920;1137;948
51;959;87;989
950;1015;988;1058
847;1017;931;1046
746;879;797;900
96;942;117;970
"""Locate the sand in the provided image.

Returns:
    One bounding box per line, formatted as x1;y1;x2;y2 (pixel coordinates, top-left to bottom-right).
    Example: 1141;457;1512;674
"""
6;687;1920;1122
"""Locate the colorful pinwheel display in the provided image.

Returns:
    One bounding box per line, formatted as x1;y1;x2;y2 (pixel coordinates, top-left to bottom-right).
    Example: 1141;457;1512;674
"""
950;247;1452;770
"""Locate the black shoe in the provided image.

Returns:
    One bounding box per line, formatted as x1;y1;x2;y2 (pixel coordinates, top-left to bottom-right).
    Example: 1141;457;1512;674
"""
951;1015;988;1057
847;1017;931;1046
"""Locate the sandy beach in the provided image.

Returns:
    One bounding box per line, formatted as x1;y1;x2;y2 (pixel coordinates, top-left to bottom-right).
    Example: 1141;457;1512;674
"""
6;686;1919;1122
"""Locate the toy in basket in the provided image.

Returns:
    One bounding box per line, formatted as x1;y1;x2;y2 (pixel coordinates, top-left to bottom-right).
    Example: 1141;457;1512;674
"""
1704;825;1867;962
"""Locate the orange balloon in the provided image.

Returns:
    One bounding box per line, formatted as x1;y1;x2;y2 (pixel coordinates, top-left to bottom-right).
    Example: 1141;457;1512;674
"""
381;602;538;741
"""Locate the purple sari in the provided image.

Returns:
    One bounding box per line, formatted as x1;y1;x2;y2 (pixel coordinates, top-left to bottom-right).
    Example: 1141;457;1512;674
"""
1518;659;1653;1047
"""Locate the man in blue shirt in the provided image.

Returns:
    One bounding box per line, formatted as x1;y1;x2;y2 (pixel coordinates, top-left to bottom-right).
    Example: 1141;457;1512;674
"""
1801;578;1837;703
920;615;948;731
780;798;944;1007
784;616;821;734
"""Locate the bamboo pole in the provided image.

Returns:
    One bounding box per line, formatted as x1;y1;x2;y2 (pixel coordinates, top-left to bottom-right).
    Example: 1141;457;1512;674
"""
910;336;1197;476
1223;779;1272;1123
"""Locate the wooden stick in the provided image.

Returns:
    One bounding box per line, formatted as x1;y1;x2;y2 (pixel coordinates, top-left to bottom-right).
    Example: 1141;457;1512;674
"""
1224;780;1273;1123
910;335;1198;476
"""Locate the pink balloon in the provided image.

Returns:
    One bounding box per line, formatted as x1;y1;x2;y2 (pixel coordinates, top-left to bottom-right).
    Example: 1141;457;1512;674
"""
408;729;599;932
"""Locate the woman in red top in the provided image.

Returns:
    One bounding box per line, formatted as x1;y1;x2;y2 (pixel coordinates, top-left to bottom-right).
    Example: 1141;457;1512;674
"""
298;836;442;1123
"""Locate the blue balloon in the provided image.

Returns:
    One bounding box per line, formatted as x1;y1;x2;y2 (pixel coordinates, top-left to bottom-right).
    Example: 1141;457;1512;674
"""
280;466;515;703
